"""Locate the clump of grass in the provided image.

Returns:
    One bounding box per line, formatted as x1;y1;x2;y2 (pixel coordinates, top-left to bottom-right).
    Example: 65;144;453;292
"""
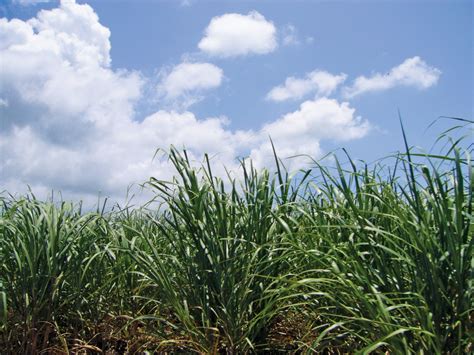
129;147;307;353
278;120;473;353
0;199;102;351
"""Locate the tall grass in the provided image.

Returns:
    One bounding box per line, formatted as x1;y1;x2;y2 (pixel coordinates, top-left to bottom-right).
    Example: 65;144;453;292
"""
0;121;472;353
130;148;307;352
278;120;473;353
0;199;106;351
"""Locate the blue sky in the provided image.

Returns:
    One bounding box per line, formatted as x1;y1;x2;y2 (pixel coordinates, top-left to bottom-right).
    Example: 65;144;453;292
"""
0;0;472;204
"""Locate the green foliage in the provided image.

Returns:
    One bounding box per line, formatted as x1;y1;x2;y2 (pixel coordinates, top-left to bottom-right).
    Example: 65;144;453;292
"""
0;121;472;353
129;147;306;352
278;120;473;353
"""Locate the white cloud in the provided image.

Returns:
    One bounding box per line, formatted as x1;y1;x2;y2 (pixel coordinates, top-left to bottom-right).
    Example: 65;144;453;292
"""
263;98;369;142
1;2;370;205
0;1;140;129
0;1;143;202
280;24;313;47
343;56;441;98
250;97;370;169
28;0;112;67
266;70;347;102
282;24;300;46
198;11;277;57
158;62;223;100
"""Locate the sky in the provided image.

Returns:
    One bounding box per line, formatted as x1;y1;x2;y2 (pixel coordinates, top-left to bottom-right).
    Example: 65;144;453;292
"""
0;0;472;206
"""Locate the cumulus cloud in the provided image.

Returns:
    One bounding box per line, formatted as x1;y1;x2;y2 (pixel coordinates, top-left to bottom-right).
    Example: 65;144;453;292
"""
198;11;277;57
343;56;441;98
250;97;370;169
158;62;223;104
263;98;369;142
1;1;142;202
1;2;370;205
266;70;347;102
0;0;141;141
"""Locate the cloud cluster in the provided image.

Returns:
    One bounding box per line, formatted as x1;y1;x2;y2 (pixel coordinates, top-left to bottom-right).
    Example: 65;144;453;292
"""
266;70;347;102
0;1;144;202
343;56;441;98
7;1;441;205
